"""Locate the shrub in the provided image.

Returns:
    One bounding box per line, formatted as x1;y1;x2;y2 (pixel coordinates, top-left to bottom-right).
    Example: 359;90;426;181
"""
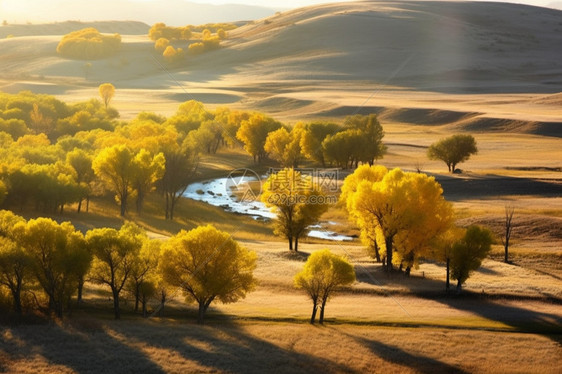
56;28;121;60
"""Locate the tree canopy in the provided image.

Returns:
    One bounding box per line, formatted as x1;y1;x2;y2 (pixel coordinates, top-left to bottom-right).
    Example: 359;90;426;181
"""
342;166;453;272
427;134;478;173
261;168;330;251
294;249;355;324
159;225;257;324
451;225;493;292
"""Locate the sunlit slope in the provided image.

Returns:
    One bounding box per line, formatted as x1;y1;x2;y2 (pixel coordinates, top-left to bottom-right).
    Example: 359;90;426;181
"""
219;1;562;93
0;2;561;126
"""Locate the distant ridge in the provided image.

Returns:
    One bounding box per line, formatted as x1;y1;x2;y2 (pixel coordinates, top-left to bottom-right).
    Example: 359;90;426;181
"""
0;21;150;38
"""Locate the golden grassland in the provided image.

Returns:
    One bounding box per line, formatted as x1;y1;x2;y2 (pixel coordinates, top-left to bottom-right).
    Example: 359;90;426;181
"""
2;132;560;372
2;320;561;374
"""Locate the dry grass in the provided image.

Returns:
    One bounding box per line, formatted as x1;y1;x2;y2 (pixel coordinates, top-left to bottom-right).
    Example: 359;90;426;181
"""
1;319;560;374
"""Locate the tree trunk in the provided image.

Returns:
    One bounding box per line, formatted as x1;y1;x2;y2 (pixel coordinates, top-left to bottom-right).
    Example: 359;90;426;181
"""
77;199;82;213
165;193;170;220
134;284;140;312
158;291;166;317
319;298;328;324
288;236;293;251
120;190;127;217
142;295;147;318
373;240;381;263
310;300;317;324
405;266;411;277
456;280;462;294
294;237;299;252
11;286;22;316
120;200;126;217
445;257;450;292
77;277;84;303
136;191;144;214
197;302;207;324
86;196;90;212
112;288;121;319
385;236;393;272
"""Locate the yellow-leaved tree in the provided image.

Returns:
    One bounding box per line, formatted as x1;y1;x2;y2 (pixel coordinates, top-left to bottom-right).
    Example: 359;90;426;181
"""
130;149;165;214
16;218;88;318
261;168;331;252
86;223;144;319
236;112;282;163
264;124;305;167
294;249;355;324
342;166;453;273
159;225;257;324
99;83;115;109
0;211;29;316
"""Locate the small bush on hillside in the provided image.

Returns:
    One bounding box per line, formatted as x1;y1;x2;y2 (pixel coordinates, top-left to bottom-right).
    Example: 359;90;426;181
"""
57;28;121;60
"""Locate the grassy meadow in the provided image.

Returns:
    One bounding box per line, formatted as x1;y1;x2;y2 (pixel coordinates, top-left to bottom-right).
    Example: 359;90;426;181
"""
1;1;562;373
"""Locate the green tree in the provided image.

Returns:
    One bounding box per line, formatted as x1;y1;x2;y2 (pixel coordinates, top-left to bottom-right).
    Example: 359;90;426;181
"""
431;227;465;292
344;113;386;166
99;83;115;109
236;112;282;163
86;223;143;319
131;149;165;214
300;122;340;167
159;147;199;220
264;125;304;167
159;225;257;324
0;237;30;316
294;249;355;324
261;168;330;251
427;134;478;173
17;218;87;317
66;149;95;213
127;236;160;313
450;225;493;293
92;145;134;216
0;211;30;316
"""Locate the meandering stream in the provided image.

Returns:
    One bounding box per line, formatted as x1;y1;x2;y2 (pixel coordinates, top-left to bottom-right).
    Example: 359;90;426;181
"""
183;177;353;241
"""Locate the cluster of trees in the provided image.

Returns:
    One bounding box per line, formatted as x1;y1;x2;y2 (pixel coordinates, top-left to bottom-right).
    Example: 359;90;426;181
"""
340;164;492;291
0;93;239;219
238;113;386;168
149;22;232;62
56;27;122;60
0;213;257;323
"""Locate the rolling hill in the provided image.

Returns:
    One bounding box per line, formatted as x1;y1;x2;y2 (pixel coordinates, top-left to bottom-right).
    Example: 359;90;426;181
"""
0;1;561;132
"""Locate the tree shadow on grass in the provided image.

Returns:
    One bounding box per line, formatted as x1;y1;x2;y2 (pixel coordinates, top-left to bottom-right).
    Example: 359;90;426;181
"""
427;296;562;344
0;319;166;374
357;263;562;344
352;335;468;374
113;317;354;374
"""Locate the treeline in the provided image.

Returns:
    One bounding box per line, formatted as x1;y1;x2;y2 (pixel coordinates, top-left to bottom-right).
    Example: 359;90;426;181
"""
56;27;121;60
0;90;385;220
0;212;256;323
149;22;232;62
